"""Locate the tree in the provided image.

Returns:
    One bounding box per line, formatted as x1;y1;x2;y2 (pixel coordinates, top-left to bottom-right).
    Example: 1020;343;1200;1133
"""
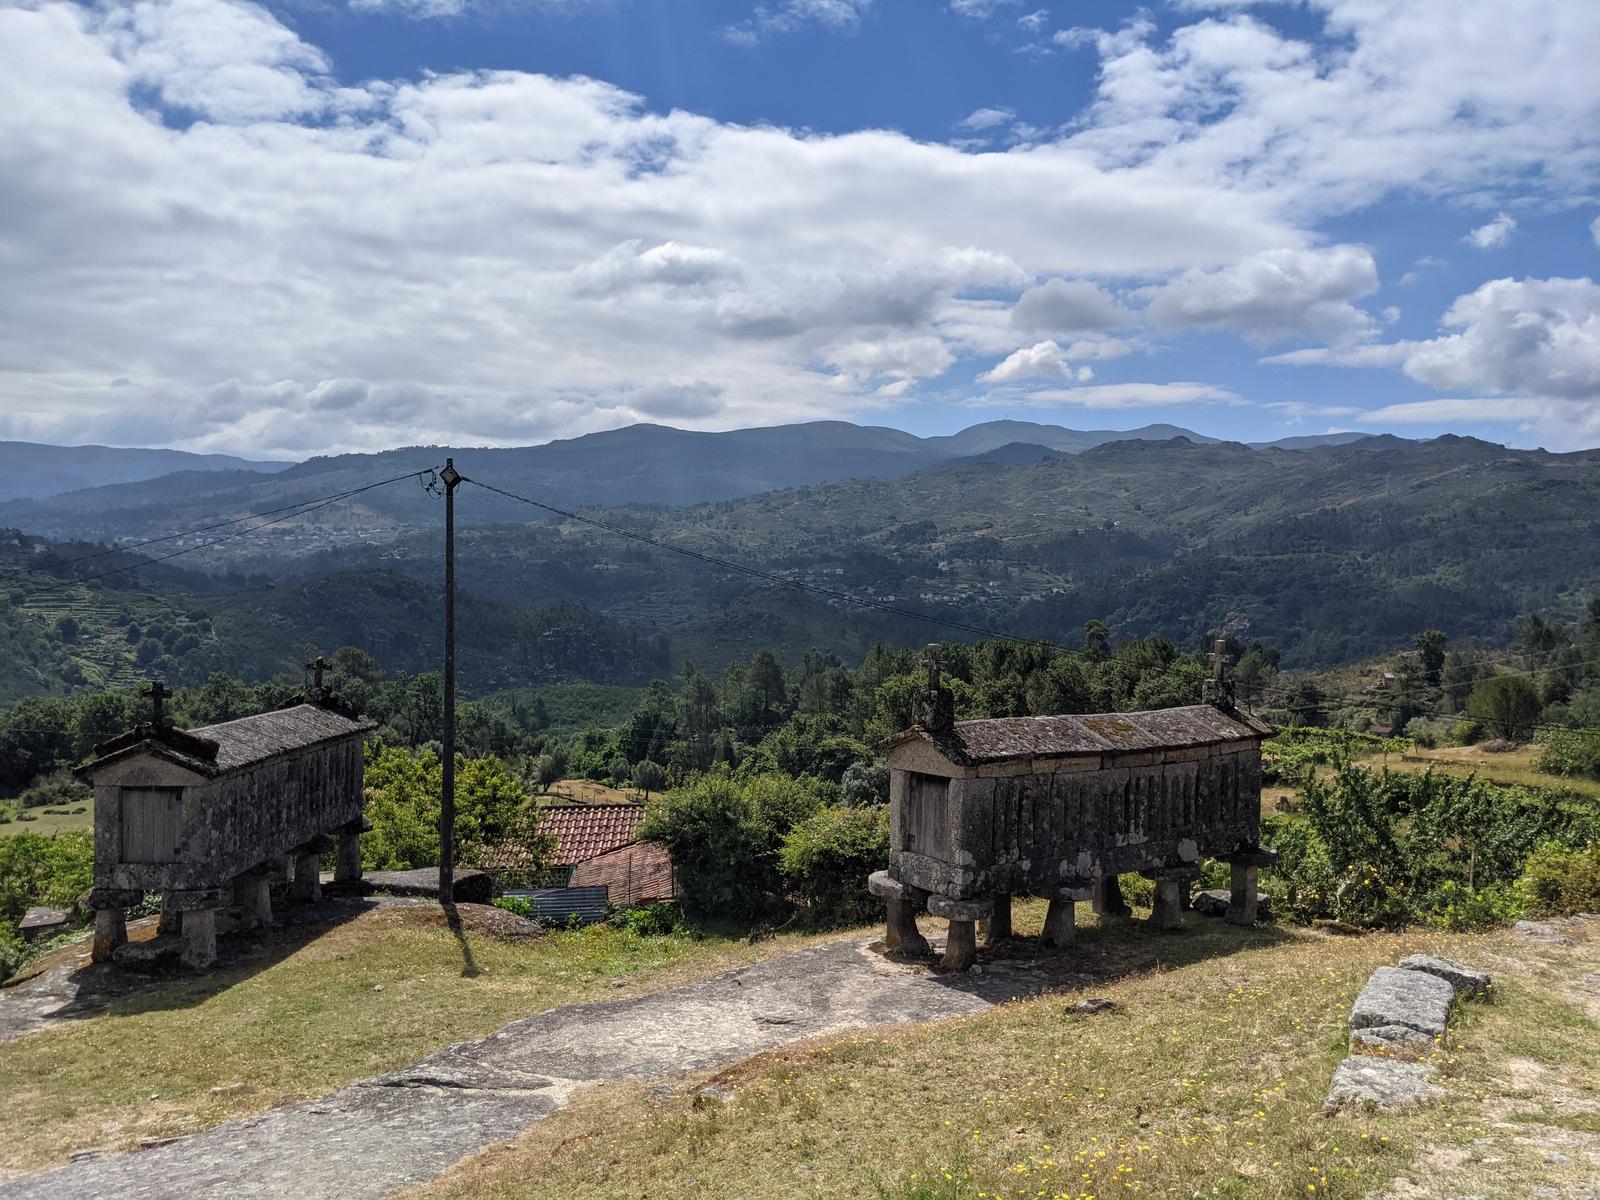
1466;675;1543;742
1081;619;1111;661
631;759;666;796
1414;630;1447;689
1283;679;1326;727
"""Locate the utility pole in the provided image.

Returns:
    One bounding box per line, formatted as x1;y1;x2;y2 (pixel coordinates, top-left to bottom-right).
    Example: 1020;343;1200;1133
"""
439;458;462;900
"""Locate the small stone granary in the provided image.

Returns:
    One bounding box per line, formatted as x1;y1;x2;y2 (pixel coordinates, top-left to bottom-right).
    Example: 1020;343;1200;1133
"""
869;647;1274;969
78;670;374;969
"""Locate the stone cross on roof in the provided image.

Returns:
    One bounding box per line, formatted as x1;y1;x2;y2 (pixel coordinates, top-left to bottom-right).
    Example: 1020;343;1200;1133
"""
306;656;331;693
143;680;173;728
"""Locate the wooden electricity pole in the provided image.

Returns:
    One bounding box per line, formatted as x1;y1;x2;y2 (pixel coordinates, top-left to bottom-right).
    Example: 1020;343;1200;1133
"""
439;458;462;899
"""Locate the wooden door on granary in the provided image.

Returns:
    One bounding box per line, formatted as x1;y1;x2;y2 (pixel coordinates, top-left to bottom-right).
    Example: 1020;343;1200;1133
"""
120;786;183;863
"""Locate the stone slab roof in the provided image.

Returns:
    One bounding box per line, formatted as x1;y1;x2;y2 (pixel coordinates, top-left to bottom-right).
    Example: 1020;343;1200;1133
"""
189;704;374;772
474;803;647;871
884;703;1271;766
81;702;373;780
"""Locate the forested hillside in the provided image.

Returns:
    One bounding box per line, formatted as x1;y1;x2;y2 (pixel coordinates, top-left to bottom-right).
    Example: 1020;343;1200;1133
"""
4;432;1598;700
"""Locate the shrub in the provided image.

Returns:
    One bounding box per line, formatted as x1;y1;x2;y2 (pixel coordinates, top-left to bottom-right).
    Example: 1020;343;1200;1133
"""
494;894;533;918
1517;842;1600;916
616;902;681;937
1535;728;1600;780
840;758;890;807
640;771;822;922
1466;675;1542;742
779;804;890;927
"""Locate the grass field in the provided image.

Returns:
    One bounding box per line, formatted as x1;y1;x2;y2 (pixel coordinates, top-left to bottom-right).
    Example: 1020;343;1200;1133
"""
414;904;1600;1200
539;778;644;805
0;799;94;837
0;906;850;1178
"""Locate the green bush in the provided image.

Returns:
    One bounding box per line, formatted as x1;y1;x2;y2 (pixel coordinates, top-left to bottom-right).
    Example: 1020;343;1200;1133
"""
493;895;533;918
616;902;681;937
779;804;890;927
1517;842;1600;916
1535;729;1600;780
640;771;823;922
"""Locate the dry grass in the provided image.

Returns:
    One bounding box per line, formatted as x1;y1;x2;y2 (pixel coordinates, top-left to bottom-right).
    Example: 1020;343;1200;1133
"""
540;778;644;805
0;905;845;1178
414;905;1600;1200
1394;745;1600;800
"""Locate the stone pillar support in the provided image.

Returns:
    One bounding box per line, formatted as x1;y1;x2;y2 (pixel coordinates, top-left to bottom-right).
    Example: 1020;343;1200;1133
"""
928;894;992;972
1149;879;1184;930
335;818;372;885
1093;874;1131;920
943;920;978;972
1143;865;1200;931
1226;864;1259;927
868;871;931;956
1042;880;1092;950
157;891;181;937
980;893;1013;949
1042;898;1076;948
1221;846;1277;927
92;908;128;963
86;887;140;964
291;835;334;903
233;868;274;931
180;908;218;971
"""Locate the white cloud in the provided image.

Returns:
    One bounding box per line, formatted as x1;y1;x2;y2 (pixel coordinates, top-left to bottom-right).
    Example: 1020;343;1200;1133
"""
1003;381;1244;409
724;0;873;44
0;0;1323;457
956;106;1014;132
1465;212;1516;249
1017;9;1048;34
1591;214;1600;247
1264;276;1600;444
1011;278;1134;334
950;0;1019;16
1139;245;1380;343
979;338;1127;382
1061;4;1600;217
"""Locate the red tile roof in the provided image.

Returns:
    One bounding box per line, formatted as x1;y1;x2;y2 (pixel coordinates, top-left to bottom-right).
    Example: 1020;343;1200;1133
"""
570;841;675;908
472;803;648;871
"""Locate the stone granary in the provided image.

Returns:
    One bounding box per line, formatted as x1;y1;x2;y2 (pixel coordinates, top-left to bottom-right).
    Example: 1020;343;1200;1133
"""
869;648;1274;970
78;676;374;970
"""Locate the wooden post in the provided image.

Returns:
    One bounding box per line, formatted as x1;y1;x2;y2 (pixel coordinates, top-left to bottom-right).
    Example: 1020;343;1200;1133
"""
439;458;462;900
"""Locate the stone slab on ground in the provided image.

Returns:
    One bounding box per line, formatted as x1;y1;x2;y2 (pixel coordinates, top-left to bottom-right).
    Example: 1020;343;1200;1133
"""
1350;966;1455;1038
0;938;1044;1200
1350;1023;1437;1058
1396;954;1491;996
1514;919;1579;945
18;908;69;942
1324;1057;1444;1112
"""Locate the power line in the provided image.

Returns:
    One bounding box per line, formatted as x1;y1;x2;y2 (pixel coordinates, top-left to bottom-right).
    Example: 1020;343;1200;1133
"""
4;469;438;601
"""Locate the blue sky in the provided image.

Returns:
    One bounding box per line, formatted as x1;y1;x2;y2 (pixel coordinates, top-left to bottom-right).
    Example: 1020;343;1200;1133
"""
1;0;1597;457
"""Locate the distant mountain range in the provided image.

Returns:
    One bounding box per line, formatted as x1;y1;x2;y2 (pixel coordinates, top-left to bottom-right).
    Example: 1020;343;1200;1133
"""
0;420;1379;542
5;427;1597;695
0;441;292;504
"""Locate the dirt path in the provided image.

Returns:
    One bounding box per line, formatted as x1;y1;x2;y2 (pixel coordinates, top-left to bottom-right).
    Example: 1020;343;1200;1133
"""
0;937;1044;1200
